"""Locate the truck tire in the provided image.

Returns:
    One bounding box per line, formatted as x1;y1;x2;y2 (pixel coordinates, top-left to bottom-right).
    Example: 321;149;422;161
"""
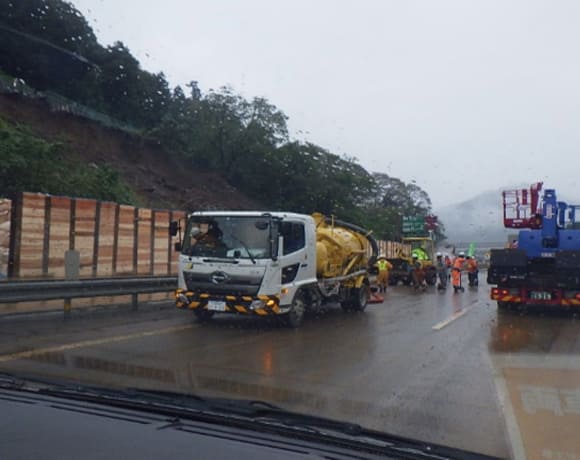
341;285;368;312
285;291;305;328
350;285;368;311
194;309;215;322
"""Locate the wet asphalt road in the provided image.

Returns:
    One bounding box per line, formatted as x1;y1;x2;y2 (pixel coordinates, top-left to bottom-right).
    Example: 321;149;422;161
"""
1;279;580;459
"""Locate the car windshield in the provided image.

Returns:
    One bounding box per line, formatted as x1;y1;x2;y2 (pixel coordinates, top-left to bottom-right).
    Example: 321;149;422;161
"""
182;216;272;259
2;1;580;459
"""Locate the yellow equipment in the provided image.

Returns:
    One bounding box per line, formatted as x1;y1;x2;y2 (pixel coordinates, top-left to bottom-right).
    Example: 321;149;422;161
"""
313;213;371;279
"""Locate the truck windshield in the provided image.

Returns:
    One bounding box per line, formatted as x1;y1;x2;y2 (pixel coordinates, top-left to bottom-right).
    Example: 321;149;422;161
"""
182;216;272;259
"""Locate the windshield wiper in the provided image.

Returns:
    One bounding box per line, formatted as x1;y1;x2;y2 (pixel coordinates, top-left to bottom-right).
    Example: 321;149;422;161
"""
225;233;256;264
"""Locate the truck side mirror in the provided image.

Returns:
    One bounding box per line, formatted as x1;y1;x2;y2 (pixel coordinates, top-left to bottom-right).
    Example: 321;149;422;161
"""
169;221;179;236
174;241;182;252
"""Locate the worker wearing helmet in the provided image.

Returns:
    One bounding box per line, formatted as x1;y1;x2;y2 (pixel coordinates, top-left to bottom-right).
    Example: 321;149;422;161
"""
435;252;448;290
451;252;466;293
375;255;393;293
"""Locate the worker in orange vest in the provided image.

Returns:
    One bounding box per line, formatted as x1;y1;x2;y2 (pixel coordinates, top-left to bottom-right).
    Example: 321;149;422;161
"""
444;254;452;268
466;255;479;287
451;252;466;293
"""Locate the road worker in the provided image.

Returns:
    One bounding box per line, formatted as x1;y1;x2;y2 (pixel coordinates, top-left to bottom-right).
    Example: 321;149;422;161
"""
375;255;393;293
411;254;426;291
466;255;479;287
452;252;466;293
444;254;452;268
435;252;448;290
444;253;452;281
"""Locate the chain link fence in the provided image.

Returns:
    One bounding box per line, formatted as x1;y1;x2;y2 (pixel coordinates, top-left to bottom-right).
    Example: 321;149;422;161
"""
0;73;141;135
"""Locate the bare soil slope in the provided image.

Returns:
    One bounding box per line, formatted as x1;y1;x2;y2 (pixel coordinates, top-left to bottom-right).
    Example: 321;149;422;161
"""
0;93;261;211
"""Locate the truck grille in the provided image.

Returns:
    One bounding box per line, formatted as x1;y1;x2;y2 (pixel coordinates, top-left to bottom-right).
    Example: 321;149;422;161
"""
183;272;262;296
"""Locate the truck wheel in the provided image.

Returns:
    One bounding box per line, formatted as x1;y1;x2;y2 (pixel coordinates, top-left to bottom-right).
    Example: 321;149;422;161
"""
350;285;368;311
194;309;215;322
285;292;305;328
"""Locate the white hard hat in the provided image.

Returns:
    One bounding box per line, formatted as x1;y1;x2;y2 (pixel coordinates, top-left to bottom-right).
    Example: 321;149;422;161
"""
458;251;465;256
436;252;442;257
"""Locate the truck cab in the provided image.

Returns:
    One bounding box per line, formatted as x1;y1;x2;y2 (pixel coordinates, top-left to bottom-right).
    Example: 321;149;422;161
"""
173;211;318;324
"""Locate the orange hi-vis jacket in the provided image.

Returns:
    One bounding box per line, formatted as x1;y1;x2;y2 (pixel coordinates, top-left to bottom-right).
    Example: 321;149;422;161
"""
466;258;478;273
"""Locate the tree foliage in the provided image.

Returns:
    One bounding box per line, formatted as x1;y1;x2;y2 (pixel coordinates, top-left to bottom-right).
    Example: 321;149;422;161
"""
0;118;134;203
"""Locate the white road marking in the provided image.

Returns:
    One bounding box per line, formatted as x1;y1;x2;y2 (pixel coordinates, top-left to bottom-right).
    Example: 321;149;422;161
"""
488;354;527;460
432;299;479;331
0;324;194;363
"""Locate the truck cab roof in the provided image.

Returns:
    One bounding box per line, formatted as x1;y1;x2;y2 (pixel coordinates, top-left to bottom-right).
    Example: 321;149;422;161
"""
187;211;314;223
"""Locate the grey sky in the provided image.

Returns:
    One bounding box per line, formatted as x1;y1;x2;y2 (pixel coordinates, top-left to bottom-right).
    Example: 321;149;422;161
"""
71;0;580;208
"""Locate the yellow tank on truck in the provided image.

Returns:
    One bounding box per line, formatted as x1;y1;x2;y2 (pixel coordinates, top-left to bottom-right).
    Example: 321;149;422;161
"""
312;213;371;279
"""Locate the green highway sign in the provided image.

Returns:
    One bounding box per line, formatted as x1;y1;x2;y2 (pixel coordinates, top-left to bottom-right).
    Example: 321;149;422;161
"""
402;216;425;234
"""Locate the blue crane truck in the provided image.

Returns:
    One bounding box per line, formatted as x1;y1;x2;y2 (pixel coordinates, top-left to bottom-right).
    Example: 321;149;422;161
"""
488;182;580;309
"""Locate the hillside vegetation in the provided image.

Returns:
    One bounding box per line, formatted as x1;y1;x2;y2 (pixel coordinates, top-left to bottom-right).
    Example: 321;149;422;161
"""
0;0;443;240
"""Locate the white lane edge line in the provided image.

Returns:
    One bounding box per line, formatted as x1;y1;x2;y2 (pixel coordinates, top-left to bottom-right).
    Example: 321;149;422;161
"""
488;354;527;460
0;324;194;363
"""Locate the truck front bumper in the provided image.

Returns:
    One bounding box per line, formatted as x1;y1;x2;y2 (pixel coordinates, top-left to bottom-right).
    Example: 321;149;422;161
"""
175;289;283;316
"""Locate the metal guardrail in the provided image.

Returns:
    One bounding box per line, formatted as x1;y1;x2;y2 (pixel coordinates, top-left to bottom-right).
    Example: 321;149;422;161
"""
0;276;176;305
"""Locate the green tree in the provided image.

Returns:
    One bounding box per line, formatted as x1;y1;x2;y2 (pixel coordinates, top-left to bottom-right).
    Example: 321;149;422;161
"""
0;0;100;97
0;118;134;203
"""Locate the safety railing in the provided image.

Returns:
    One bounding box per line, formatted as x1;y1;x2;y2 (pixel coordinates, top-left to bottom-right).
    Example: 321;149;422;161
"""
0;276;177;313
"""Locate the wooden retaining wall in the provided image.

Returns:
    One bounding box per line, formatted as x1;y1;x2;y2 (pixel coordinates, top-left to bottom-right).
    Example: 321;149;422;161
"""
6;192;185;280
0;198;10;279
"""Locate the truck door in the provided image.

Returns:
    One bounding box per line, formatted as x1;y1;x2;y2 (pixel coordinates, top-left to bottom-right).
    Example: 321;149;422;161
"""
279;221;313;286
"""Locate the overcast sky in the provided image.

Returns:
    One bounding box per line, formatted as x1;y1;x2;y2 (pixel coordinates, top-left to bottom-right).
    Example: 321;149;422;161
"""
71;0;580;208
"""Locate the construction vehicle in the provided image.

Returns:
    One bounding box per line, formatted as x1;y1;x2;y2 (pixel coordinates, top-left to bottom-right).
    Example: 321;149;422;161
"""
170;211;378;327
488;182;580;309
387;236;437;286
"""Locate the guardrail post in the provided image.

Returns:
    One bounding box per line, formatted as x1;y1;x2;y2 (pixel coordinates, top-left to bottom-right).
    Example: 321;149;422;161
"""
132;293;138;310
7;192;23;279
64;250;80;317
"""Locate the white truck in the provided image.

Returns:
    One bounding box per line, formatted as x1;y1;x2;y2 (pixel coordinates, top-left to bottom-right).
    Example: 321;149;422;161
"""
170;211;378;327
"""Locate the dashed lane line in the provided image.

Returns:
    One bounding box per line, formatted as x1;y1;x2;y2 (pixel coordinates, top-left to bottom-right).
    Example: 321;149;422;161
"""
432;299;479;331
0;324;194;363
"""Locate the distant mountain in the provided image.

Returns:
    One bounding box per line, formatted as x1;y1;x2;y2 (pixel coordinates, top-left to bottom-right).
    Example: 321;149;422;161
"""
437;185;580;245
436;188;509;243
